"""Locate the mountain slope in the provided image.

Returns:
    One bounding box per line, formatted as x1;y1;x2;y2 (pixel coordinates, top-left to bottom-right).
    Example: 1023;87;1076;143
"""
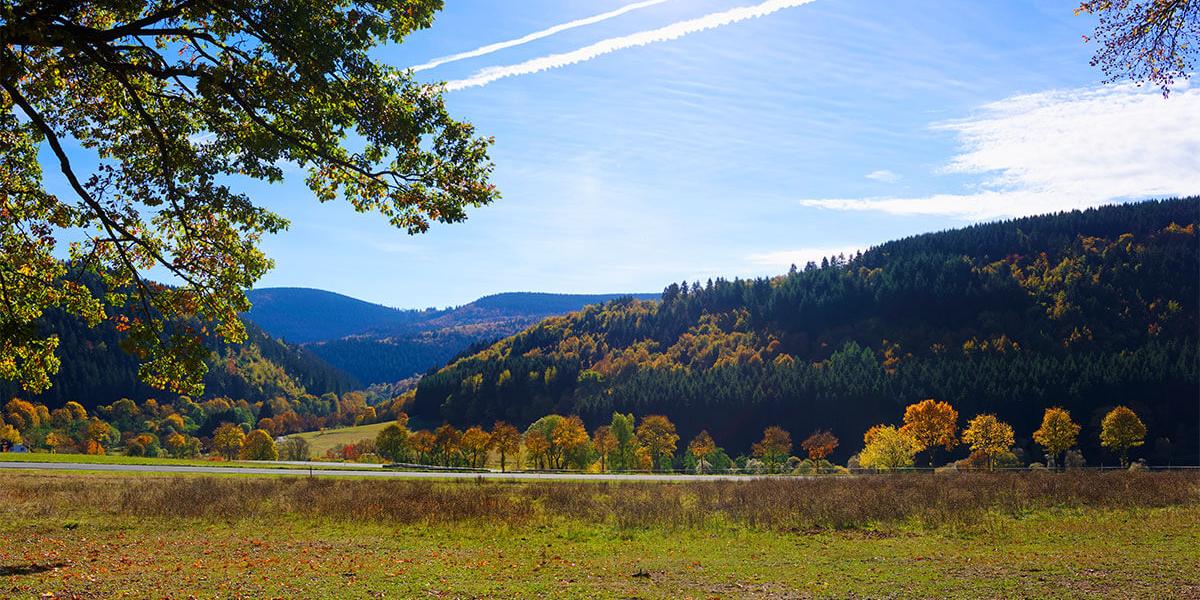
244;288;428;343
411;199;1200;464
245;289;658;384
3;304;359;411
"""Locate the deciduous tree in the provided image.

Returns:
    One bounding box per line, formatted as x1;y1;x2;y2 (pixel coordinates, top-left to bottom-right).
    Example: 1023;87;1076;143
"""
752;426;792;472
687;430;717;472
858;425;919;471
962;414;1015;471
608;412;637;472
212;422;245;460
1100;405;1147;466
552;415;590;470
1033;407;1081;468
0;0;498;395
1077;0;1199;95
490;421;521;472
433;423;462;467
801;430;839;461
239;429;277;461
460;426;492;469
376;423;410;463
636;415;679;471
592;425;615;472
900;399;958;466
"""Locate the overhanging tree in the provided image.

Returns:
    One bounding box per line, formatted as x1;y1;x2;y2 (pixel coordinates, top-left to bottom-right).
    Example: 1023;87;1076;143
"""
1;0;498;395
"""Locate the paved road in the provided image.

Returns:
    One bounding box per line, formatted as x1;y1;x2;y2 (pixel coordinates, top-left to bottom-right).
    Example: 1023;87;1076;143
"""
0;461;777;481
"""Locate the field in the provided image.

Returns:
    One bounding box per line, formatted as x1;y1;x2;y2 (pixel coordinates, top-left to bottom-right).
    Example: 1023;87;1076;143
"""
1;471;1197;598
288;421;393;457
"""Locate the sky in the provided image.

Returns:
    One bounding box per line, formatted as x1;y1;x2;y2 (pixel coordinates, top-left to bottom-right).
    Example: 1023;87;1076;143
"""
69;0;1200;308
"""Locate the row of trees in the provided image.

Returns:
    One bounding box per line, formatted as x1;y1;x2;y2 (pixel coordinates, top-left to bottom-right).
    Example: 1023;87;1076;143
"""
0;388;402;459
366;400;1150;473
856;399;1149;471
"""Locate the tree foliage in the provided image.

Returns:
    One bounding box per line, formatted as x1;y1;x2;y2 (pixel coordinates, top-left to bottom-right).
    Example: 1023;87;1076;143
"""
858;425;918;471
962;414;1015;471
1032;407;1081;468
800;430;839;461
900;399;959;466
1100;405;1147;465
1077;0;1199;95
240;428;277;461
1;0;497;396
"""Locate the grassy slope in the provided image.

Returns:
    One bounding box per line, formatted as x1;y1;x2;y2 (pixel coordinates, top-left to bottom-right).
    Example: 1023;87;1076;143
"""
289;421;392;457
1;472;1197;598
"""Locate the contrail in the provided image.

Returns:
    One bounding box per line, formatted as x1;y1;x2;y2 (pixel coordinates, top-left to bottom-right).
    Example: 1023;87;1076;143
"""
444;0;818;91
410;0;673;72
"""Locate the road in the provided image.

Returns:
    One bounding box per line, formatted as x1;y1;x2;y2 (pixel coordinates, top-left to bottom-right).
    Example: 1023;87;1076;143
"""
0;461;776;481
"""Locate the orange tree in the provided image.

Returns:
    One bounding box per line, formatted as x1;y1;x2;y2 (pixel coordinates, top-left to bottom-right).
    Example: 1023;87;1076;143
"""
752;426;793;472
899;399;958;467
800;430;839;462
490;421;521;472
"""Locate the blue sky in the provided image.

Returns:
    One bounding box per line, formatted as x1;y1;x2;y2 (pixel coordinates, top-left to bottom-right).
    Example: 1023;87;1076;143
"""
102;1;1200;308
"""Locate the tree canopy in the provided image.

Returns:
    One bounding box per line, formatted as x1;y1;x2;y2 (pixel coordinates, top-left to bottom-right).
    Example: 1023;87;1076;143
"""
1;0;497;396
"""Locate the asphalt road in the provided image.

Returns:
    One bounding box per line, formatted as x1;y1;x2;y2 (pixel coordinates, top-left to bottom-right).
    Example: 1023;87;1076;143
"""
0;461;774;481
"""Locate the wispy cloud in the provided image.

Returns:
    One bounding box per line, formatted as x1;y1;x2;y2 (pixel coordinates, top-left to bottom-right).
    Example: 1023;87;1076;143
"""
801;82;1200;220
866;169;901;183
443;0;819;91
410;0;672;72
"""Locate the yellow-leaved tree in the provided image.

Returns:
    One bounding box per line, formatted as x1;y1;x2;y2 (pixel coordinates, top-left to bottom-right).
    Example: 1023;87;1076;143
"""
212;423;245;461
962;414;1015;471
858;425;918;471
636;415;679;472
900;399;958;467
240;429;278;461
1100;406;1147;467
1032;407;1081;469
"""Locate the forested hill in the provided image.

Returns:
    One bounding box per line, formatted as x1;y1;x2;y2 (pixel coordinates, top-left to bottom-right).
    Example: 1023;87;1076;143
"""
2;307;359;411
412;199;1200;464
245;289;658;384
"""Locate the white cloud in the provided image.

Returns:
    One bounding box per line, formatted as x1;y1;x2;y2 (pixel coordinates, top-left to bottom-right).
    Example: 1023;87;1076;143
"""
866;169;901;183
801;82;1200;220
747;245;863;271
443;0;819;91
410;0;672;73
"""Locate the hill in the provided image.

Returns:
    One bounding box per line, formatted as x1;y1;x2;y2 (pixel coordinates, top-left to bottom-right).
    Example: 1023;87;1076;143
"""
244;288;429;344
2;301;359;412
245;289;658;384
411;199;1200;464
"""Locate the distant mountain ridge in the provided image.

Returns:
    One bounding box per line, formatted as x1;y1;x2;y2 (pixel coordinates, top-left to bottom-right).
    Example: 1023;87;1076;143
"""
244;289;659;384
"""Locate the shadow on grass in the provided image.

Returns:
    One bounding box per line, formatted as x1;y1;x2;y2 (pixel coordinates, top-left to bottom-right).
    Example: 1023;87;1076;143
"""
0;563;68;577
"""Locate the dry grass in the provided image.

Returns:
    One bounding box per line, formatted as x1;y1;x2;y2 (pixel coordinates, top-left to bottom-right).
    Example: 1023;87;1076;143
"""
3;471;1197;531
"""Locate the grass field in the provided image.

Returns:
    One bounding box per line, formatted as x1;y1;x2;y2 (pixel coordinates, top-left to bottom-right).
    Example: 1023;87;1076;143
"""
1;471;1197;598
288;421;392;457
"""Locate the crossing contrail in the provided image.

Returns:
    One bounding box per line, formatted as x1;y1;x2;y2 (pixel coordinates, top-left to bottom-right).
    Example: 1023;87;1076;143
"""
443;0;818;91
410;0;673;72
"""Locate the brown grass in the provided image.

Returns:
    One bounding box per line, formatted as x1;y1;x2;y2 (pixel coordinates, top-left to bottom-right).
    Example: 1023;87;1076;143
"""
2;471;1197;531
